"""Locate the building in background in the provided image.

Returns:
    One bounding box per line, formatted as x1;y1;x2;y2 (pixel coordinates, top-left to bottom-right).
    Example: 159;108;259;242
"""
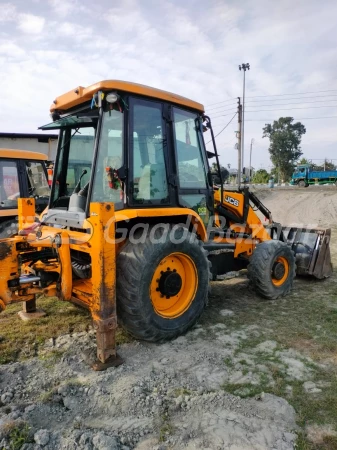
0;133;58;161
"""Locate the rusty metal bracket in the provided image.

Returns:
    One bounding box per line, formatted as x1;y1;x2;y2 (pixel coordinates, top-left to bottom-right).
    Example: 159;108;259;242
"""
93;317;117;332
91;353;123;371
93;316;118;365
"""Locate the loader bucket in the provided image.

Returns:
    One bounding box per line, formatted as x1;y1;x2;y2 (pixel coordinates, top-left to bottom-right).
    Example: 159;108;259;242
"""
282;227;333;279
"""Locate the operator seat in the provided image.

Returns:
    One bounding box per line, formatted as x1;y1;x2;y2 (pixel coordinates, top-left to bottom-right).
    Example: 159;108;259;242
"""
137;139;168;201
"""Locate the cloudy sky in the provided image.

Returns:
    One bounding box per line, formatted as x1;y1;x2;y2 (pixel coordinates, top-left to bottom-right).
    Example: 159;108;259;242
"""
1;0;336;170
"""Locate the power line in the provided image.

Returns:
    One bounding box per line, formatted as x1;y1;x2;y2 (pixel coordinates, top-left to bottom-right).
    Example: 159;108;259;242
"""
245;116;337;122
245;105;337;113
210;111;238;120
246;94;337;103
244;99;337;108
206;89;337;109
206;103;239;113
208;101;337;117
206;102;239;112
246;88;337;99
206;112;237;144
205;97;237;107
210;100;337;116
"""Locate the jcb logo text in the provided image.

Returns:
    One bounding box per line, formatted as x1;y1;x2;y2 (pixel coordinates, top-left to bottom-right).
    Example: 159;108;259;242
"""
224;195;239;207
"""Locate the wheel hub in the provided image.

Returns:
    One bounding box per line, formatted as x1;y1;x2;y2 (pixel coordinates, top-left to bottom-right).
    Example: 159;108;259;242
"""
157;269;182;298
272;261;285;280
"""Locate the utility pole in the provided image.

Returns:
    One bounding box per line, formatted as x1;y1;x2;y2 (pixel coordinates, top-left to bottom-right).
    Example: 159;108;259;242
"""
236;97;242;187
249;138;254;183
239;63;250;178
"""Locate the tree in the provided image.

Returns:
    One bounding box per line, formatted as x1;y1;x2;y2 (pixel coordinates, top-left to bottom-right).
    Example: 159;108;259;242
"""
312;159;336;171
298;157;336;171
211;162;229;183
262;117;306;181
252;169;270;184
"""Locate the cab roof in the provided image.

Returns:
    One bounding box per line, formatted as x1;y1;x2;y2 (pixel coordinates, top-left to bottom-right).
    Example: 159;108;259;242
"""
51;80;204;113
0;149;47;161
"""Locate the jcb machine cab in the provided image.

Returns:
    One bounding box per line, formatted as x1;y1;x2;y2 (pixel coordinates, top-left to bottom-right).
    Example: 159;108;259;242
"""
0;81;332;369
0;149;50;238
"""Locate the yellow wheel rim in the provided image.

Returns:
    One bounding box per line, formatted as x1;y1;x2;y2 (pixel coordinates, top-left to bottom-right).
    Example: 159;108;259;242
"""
271;256;289;286
150;252;198;318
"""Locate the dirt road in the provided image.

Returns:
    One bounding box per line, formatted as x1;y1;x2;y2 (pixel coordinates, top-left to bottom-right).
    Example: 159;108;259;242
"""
0;187;336;450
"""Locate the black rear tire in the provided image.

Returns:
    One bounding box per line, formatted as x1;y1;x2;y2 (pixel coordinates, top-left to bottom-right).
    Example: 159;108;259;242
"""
116;225;210;342
247;240;296;299
298;180;307;187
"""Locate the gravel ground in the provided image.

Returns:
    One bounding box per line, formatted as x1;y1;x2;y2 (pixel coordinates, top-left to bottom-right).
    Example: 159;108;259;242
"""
0;328;297;450
1;186;335;450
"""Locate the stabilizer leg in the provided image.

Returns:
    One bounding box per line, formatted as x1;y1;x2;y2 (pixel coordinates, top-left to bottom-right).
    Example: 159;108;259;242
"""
18;296;46;321
89;202;123;371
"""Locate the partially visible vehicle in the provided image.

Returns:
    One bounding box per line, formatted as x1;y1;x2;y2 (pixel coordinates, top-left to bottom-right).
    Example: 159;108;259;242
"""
0;81;332;370
0;149;50;238
291;164;337;187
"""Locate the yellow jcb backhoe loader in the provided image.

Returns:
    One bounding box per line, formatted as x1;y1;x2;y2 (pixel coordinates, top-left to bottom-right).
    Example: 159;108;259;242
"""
0;81;332;369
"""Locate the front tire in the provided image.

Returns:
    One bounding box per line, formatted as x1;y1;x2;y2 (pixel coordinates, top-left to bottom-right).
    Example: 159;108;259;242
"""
298;180;307;187
116;226;210;341
247;240;296;299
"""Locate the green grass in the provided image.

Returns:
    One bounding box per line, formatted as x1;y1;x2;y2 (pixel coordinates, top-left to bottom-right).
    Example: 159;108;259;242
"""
0;296;132;364
159;410;174;443
171;387;192;398
296;432;337;450
1;421;33;450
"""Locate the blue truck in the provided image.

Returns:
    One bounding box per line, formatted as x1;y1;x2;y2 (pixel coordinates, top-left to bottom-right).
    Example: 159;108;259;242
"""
290;164;337;187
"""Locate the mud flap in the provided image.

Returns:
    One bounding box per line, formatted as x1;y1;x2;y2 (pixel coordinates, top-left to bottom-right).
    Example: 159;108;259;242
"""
281;227;333;279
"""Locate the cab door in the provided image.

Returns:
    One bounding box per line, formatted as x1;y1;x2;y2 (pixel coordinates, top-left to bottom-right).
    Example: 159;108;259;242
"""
172;107;213;226
128;97;172;206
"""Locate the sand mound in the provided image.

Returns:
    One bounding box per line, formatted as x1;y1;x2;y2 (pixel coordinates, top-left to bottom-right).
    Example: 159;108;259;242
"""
254;187;337;228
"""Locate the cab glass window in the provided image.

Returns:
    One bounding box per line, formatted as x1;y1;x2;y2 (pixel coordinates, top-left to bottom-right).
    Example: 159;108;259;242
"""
0;160;20;208
25;161;50;197
91;108;124;209
173;108;207;189
130;99;169;204
52;126;94;208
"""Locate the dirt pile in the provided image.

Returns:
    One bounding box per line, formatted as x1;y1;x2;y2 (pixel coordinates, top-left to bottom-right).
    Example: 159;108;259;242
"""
254;186;337;227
